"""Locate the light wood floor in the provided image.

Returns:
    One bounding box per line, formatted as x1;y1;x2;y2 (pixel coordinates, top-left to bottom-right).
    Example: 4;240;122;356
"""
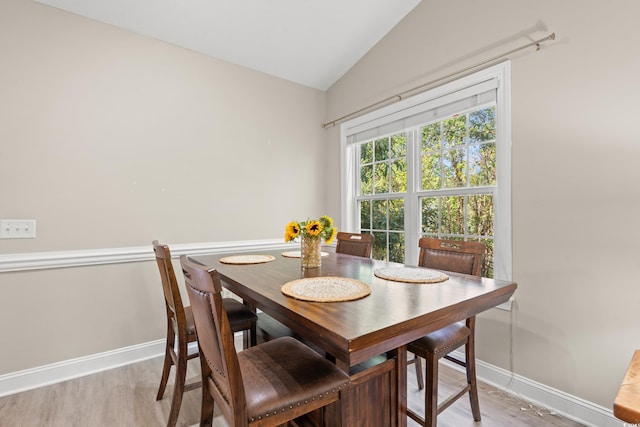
0;354;586;427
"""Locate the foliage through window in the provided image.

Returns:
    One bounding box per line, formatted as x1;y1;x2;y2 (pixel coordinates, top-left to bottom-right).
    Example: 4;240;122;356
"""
359;134;407;262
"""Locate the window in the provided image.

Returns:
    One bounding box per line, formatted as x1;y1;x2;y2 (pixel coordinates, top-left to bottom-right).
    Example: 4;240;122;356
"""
341;62;512;281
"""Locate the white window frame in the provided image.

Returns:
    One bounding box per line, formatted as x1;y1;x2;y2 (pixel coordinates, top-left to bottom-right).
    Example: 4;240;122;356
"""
340;62;512;282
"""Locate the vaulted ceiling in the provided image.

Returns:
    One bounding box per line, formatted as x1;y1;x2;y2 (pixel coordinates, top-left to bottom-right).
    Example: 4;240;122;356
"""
34;0;421;90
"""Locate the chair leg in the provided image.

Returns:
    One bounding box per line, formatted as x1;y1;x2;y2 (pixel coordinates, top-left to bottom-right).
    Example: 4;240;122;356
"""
166;343;188;427
250;321;257;347
425;353;439;427
242;329;249;350
242;323;257;349
413;354;425;390
465;333;481;421
200;382;215;427
156;326;174;400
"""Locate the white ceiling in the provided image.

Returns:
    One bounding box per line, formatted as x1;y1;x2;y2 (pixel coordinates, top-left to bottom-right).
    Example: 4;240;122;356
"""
34;0;421;90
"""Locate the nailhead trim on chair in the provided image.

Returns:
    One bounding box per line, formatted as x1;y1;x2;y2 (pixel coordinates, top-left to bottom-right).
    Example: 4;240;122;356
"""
410;336;468;355
247;384;348;422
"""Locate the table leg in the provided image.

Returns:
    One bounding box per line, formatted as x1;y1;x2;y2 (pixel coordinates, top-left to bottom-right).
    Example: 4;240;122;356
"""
393;344;408;427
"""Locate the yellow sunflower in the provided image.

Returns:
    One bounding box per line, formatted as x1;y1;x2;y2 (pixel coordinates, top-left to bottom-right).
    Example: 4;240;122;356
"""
325;227;338;245
284;221;301;242
320;215;333;229
305;220;323;237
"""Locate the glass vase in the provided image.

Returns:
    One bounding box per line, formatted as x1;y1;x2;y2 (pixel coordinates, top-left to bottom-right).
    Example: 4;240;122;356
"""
301;235;321;268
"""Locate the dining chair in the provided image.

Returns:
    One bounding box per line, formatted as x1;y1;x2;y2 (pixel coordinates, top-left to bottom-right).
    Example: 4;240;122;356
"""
152;241;258;427
406;237;486;427
180;255;351;427
335;232;374;258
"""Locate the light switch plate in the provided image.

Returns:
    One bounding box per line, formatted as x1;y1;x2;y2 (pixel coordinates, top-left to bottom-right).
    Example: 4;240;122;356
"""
0;219;36;238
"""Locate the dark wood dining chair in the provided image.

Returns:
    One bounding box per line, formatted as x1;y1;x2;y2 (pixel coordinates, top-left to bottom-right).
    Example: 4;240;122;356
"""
335;232;374;258
152;241;258;427
180;255;350;427
406;237;486;427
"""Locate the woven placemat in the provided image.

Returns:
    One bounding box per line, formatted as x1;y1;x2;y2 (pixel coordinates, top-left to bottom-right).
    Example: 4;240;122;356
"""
281;277;371;302
219;254;276;265
281;250;330;258
374;267;449;283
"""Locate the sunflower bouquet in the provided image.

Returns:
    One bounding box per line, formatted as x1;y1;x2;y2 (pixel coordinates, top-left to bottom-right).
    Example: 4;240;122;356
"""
284;215;338;244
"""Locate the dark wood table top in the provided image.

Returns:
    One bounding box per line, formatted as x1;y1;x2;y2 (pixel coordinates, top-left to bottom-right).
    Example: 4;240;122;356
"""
193;249;517;368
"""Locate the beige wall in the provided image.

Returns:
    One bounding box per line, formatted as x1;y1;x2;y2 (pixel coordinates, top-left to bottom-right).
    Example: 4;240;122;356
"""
325;0;640;409
3;0;639;415
0;0;328;372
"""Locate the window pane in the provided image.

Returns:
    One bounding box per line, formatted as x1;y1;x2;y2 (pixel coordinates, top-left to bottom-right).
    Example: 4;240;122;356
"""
478;237;494;278
442;116;465;148
421;152;441;190
374;137;389;161
469;142;496;186
389;232;405;263
373;163;388;193
390;159;407;193
360;200;371;230
441;195;464;235
390;133;407;158
469;107;496;143
373;231;388;261
467;194;493;237
388;198;404;231
360;164;373;195
420;197;439;234
360;140;373;164
372;199;387;230
443;148;466;188
421;123;441;152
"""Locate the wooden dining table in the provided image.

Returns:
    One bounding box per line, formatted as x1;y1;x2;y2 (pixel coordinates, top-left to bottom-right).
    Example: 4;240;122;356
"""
192;248;517;427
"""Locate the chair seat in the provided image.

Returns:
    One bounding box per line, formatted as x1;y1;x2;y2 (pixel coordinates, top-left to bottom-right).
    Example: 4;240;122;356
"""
223;298;258;331
407;322;470;356
238;336;350;423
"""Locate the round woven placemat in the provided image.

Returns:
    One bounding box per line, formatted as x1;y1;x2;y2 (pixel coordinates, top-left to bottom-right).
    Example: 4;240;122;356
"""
374;267;449;284
281;277;371;302
281;250;330;258
219;254;276;265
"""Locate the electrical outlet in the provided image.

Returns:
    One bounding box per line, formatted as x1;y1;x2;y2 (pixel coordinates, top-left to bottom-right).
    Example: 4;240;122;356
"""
0;219;36;239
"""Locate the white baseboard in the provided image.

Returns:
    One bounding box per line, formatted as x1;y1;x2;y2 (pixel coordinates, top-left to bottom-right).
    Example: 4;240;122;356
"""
1;343;622;427
445;350;621;427
0;339;165;398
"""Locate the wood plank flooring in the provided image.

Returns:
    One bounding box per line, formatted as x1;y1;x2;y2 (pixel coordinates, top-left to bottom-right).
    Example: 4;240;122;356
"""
0;354;586;427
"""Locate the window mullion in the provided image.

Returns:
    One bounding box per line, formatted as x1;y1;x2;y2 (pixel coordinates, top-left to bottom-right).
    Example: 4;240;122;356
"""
405;128;419;264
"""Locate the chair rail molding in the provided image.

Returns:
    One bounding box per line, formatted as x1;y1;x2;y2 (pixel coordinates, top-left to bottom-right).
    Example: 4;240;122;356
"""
0;239;292;273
